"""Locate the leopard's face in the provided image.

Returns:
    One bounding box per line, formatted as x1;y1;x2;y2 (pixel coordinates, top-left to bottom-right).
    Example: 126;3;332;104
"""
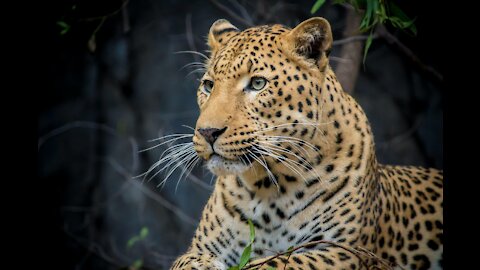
193;18;333;179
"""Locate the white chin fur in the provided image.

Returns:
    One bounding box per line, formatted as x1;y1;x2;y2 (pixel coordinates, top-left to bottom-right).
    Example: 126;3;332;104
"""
207;155;249;176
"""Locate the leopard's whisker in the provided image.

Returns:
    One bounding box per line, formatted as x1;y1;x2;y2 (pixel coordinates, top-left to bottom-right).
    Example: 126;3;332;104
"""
258;138;313;158
179;62;208;71
255;143;319;182
157;142;195;161
257;140;319;176
257;140;310;165
246;148;277;188
141;134;194;152
241;152;258;177
157;148;197;186
179;154;200;183
147;146;194;181
186;68;207;77
254;147;279;189
174;50;210;61
252;144;308;183
175;154;201;192
255;121;334;133
181;125;196;131
159;147;196;174
148;133;194;143
257;135;319;153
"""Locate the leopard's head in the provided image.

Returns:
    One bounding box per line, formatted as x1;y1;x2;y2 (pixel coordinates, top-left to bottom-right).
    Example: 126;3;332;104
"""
193;18;333;180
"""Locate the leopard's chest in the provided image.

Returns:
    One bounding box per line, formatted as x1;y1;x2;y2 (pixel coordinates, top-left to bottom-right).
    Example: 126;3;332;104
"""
211;198;345;266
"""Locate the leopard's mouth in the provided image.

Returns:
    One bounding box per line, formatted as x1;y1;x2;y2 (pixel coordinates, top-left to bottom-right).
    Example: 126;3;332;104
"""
206;153;251;176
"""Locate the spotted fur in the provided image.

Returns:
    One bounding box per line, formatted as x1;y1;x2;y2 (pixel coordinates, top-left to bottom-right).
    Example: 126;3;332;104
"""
171;18;443;270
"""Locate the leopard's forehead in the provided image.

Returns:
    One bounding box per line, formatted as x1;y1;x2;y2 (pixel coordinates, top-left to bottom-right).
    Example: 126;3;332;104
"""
209;24;291;77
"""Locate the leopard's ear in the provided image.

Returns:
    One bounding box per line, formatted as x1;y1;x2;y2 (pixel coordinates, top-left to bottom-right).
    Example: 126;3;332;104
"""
284;17;332;70
208;19;240;51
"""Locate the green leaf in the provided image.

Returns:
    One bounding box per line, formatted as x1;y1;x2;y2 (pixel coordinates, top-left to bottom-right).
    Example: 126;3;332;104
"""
389;2;412;22
56;21;69;28
266;267;276;270
228;266;240;270
239;244;252;269
388;2;417;35
359;0;374;32
349;0;360;11
131;259;143;270
310;0;326;14
389;16;414;29
140;227;149;239
363;32;374;65
248;219;255;244
408;23;417;35
56;21;70;35
376;1;388;23
127;236;140;249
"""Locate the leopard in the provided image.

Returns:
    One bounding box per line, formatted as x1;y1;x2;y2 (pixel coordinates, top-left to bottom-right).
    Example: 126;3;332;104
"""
170;17;443;270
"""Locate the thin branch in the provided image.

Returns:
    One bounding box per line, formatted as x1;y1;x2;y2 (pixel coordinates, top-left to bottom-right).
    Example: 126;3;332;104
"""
244;240;405;270
376;25;443;82
38;121;133;151
263;2;296;23
80;0;130;22
88;17;106;52
333;34;377;46
209;0;254;27
182;168;214;191
244;240;366;270
38;120;139;174
121;1;131;33
131;180;198;226
107;158;199;226
334;8;364;94
377;115;424;149
42;122;198;226
63;225;124;267
227;0;254;25
185;13;199;63
329;56;351;63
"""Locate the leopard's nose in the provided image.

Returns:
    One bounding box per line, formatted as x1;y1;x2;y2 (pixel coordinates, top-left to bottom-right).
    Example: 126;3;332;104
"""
198;127;227;146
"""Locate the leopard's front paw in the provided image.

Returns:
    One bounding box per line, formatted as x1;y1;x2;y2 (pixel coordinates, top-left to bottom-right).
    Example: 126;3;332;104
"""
171;253;226;270
191;259;226;270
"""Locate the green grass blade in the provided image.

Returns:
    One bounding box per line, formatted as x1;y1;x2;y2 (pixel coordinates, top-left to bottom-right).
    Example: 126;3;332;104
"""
248;220;255;244
239;245;252;269
140;227;149;239
127;236;140;249
363;32;374;65
310;0;326;14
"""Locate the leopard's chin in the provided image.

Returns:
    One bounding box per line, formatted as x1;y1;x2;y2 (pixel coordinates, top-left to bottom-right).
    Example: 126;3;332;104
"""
206;154;250;176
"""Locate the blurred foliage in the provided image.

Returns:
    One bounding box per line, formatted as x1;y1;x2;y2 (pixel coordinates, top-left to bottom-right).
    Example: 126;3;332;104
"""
56;21;71;35
126;226;149;269
130;259;143;270
127;226;149;249
311;0;417;63
55;1;129;52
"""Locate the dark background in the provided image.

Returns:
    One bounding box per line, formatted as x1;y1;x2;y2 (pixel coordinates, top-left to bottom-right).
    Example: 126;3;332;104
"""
39;0;442;269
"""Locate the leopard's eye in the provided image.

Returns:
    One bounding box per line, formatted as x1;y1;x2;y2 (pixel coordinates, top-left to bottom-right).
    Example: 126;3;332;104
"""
203;80;214;94
248;77;267;91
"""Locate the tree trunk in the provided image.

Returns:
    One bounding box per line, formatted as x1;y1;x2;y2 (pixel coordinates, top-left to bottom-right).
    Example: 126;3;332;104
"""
335;9;363;94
